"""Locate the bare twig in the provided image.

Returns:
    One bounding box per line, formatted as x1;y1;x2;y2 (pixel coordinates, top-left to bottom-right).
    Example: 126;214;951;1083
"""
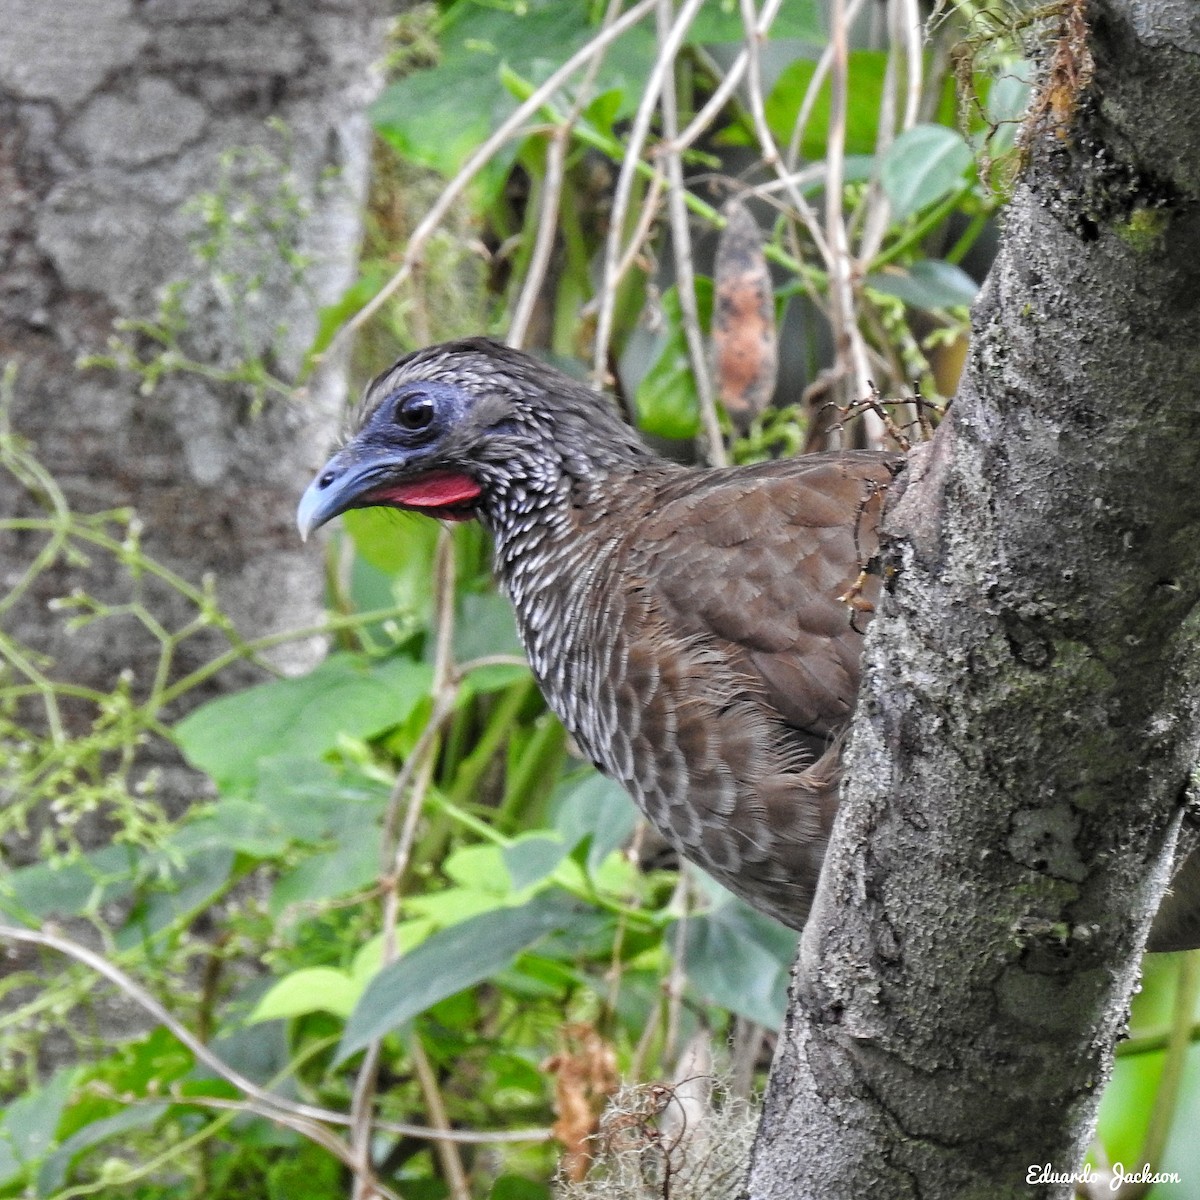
172;1092;555;1145
592;0;709;385
898;0;924;132
730;1016;767;1100
508;125;570;350
509;0;627;348
324;0;661;361
823;0;880;444
737;0;830;264
657;0;726;466
349;1041;385;1200
782;0;870;170
0;922;553;1159
663;869;693;1066
754;160;835;200
674;0;771;151
386;528;458;915
351;528;460;1192
411;1034;473;1200
856;13;902;266
858;0;925;266
376;693;458;871
1113;953;1200;1200
611;166;667;285
456;653;529;677
630;980;665;1082
0;921;398;1195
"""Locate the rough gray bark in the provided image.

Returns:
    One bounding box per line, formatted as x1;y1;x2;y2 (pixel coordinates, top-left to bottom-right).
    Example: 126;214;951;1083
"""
749;1;1200;1196
0;1;387;1062
0;0;385;714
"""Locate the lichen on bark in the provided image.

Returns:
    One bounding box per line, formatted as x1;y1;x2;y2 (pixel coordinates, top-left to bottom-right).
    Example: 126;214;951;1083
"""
748;1;1200;1195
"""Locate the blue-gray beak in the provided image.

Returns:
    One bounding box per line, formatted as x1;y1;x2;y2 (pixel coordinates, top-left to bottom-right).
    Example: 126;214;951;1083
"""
298;448;483;540
297;473;338;542
297;449;388;542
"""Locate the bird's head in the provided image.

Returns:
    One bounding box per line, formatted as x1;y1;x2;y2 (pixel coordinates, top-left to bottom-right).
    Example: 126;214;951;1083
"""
297;338;655;541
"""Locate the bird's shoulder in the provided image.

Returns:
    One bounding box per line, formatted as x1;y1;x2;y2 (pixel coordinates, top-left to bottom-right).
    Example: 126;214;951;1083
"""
610;450;902;738
627;450;900;597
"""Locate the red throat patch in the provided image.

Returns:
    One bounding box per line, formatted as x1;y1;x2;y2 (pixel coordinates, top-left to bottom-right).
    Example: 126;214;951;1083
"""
366;471;482;512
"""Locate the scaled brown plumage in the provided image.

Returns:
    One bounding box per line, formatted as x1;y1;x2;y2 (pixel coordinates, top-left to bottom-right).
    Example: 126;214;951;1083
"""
298;338;900;932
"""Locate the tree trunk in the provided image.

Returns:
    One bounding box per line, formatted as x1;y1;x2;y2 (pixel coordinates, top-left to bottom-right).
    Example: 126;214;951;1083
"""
749;1;1200;1195
0;1;387;1063
0;0;385;716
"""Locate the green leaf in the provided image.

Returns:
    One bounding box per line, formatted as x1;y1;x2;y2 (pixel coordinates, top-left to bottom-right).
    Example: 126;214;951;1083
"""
987;70;1033;126
0;1132;19;1183
338;891;581;1061
37;1103;169;1197
586;848;641;903
168;757;389;864
343;505;440;603
371;0;639;180
404;885;521;927
490;1173;552;1200
74;1028;192;1111
494;952;581;1001
345;552;403;638
1094;953;1196;1169
1;845;134;921
503;834;567;891
552;768;643;873
460;660;532;697
249;928;440;1026
1095;1049;1162;1169
175;653;433;790
251;967;361;1022
304;262;396;373
444;843;517;897
372;64;508;183
269;829;382;915
635;279;714;440
199;1022;292;1090
688;1;821;42
582;88;623;141
553;771;638;873
255;756;389;837
881;124;973;219
0;1068;72;1185
762;50;890;159
115;845;236;951
499;61;537;104
454;591;525;662
682;900;796;1029
865;260;978;310
168;796;293;859
266;1142;344;1200
351;922;434;985
979;69;1033;160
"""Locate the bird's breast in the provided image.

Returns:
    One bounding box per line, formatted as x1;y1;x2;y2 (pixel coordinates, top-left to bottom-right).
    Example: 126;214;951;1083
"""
497;525;830;930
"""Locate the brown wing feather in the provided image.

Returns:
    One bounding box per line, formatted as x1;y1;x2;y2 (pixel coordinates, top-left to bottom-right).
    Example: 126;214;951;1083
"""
632;451;900;749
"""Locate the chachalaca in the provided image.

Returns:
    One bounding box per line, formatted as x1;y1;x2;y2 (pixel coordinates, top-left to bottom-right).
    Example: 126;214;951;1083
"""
298;337;897;931
298;338;1200;951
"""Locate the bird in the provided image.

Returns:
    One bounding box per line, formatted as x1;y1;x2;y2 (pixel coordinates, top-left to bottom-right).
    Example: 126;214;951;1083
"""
298;337;901;933
297;337;1200;953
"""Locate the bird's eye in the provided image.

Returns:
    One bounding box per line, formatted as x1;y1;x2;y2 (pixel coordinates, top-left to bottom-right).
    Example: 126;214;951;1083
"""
396;393;435;431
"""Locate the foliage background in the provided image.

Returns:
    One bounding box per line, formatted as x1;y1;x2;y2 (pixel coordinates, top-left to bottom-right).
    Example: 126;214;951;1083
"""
2;2;1197;1197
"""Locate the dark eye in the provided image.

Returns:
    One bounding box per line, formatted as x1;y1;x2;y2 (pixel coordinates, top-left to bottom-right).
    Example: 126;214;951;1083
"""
396;393;435;431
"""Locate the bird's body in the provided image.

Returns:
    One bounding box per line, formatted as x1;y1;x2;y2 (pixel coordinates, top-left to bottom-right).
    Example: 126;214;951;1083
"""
493;450;897;927
298;339;900;930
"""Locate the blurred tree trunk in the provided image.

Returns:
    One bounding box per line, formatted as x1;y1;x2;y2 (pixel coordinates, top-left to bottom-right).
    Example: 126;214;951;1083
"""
749;1;1200;1196
0;0;386;743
